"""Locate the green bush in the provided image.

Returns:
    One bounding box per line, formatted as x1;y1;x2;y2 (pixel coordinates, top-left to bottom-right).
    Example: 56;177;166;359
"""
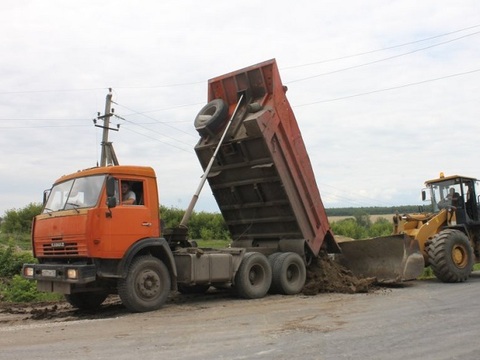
161;206;230;240
0;275;62;303
0;245;36;278
0;203;42;234
331;215;392;239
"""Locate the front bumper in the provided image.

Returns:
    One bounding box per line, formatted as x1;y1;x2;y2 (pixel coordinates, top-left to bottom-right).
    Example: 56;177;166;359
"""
22;263;97;284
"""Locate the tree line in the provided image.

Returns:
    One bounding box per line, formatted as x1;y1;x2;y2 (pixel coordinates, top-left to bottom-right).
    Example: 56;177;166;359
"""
326;205;422;217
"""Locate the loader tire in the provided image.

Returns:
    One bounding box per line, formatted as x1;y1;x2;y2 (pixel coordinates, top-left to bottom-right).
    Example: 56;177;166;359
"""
118;255;171;312
234;252;272;299
65;291;108;310
427;229;473;283
194;99;228;136
271;252;306;295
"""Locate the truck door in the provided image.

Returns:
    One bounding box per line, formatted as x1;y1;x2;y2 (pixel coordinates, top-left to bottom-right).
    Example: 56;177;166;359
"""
466;180;480;221
103;178;157;257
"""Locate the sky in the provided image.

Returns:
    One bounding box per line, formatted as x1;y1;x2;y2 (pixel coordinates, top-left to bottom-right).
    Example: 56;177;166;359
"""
1;0;480;217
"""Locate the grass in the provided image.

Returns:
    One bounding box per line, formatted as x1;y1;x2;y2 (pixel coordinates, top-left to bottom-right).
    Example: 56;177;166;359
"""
196;239;231;249
0;233;31;251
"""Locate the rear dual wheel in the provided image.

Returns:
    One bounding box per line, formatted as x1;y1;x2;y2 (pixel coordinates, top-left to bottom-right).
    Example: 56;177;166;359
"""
269;252;306;295
427;229;473;283
234;252;272;299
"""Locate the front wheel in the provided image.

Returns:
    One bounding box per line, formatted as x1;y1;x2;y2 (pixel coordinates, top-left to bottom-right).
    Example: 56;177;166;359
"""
118;256;171;312
427;229;473;283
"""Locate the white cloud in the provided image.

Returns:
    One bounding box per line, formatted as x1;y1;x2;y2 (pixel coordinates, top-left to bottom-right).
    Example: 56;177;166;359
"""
1;0;480;216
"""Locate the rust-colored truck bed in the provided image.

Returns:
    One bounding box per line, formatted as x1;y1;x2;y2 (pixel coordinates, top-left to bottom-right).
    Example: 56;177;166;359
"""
194;59;339;258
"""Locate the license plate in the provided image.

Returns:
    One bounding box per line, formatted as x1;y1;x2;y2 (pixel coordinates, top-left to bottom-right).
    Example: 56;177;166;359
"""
41;269;56;277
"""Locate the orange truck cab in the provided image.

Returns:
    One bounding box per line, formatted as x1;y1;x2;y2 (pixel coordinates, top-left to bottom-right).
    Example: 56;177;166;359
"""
23;165;179;311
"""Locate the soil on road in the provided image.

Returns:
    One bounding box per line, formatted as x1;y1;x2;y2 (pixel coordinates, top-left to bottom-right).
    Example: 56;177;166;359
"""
2;272;480;360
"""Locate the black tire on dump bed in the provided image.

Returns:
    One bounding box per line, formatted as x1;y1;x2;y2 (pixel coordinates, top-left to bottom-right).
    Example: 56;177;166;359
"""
271;252;306;295
427;229;473;283
194;99;228;136
118;256;171;312
234;252;272;299
65;291;108;310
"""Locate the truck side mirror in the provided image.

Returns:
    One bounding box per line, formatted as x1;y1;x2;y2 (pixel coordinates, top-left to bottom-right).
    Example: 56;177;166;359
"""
106;176;117;208
421;190;426;201
43;189;51;205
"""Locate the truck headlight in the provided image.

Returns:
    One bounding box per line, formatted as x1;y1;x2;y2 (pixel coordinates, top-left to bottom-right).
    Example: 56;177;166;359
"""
67;269;78;279
23;267;34;278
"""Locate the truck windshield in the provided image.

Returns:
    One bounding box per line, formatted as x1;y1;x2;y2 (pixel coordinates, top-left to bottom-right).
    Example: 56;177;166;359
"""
429;179;460;212
43;175;105;213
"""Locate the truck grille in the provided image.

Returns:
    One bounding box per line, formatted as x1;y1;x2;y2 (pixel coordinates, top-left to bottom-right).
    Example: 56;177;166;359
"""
42;242;78;256
36;238;88;257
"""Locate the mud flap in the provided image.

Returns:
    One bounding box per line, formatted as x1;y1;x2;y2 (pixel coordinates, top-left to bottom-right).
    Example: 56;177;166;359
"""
336;234;425;283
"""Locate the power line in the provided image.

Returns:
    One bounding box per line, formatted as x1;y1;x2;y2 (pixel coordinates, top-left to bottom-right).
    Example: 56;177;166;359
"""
121;126;192;153
0;124;89;129
287;30;480;84
112;101;198;138
294;68;480;107
282;24;480;70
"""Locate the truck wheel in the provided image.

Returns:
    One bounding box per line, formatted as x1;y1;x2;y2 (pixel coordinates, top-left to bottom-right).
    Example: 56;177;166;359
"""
271;252;306;295
267;252;282;293
234;252;272;299
194;99;228;136
427;229;473;283
65;291;108;310
118;256;171;312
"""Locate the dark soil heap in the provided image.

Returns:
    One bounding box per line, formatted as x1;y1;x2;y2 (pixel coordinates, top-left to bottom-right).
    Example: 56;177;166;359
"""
303;252;376;295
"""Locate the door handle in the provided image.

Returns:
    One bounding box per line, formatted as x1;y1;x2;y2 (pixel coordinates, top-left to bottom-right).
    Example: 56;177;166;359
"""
142;222;152;227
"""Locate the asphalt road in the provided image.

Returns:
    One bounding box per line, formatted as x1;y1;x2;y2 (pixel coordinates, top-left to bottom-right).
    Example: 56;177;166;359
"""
2;273;480;360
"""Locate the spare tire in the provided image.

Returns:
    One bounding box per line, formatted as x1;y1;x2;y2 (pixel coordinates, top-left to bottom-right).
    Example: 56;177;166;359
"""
194;99;228;137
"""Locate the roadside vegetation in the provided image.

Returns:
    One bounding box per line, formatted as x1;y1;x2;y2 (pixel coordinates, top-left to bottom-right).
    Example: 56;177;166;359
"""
1;203;478;303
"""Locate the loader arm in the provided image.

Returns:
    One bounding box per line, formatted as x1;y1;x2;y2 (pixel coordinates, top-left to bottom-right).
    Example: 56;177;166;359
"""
397;209;451;255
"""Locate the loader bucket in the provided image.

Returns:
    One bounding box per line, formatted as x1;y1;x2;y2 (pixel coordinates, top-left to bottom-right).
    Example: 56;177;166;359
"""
336;234;425;283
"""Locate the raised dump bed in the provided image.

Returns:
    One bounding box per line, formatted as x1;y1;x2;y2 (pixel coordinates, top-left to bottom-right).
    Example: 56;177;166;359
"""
194;59;339;258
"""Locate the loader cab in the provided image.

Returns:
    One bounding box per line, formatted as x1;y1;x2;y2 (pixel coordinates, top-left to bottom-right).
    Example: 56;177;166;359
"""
424;174;480;224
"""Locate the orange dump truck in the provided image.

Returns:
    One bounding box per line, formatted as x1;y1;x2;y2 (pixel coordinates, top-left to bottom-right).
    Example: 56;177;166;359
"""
23;59;423;312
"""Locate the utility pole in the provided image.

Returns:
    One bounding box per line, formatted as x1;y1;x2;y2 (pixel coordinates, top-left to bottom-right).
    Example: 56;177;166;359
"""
94;88;119;166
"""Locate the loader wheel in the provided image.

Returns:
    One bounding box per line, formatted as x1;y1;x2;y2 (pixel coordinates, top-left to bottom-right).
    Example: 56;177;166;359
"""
118;256;171;312
427;229;473;283
271;252;306;295
234;252;272;299
65;291;108;310
194;99;228;137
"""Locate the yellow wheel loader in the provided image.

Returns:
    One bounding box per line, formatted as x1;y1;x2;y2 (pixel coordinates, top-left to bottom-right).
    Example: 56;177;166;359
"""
393;173;480;282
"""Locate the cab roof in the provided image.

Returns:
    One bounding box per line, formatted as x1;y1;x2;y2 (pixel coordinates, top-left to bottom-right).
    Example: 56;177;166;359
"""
425;174;477;185
54;165;156;184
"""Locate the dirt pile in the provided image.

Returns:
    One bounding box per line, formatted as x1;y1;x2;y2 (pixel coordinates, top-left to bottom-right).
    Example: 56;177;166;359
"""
303;252;376;295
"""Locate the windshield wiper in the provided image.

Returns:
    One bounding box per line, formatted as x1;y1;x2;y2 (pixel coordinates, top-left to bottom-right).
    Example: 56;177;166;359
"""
66;203;80;213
